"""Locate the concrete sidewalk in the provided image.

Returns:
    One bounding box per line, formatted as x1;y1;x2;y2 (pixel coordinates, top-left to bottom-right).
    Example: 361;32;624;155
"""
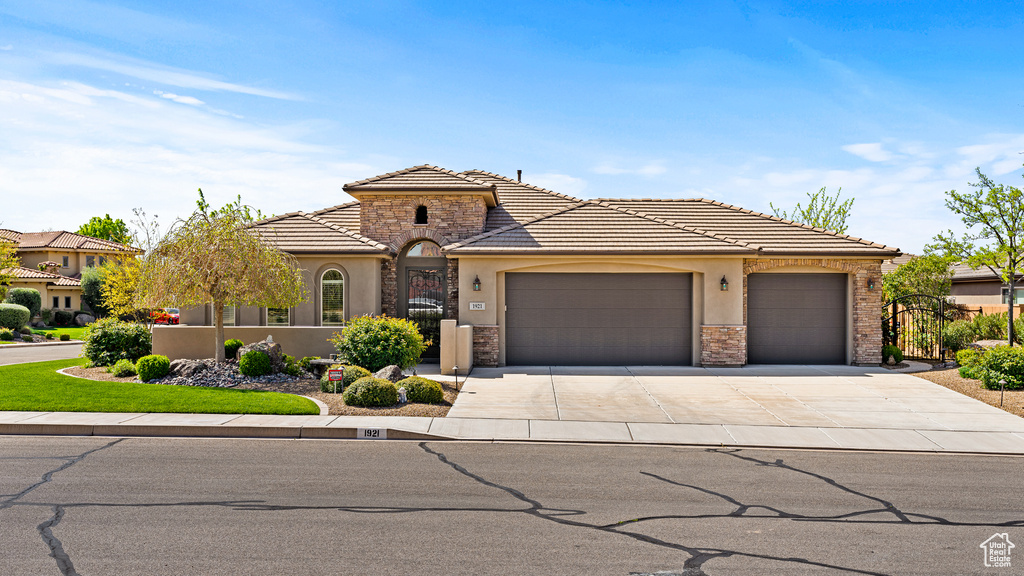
3;410;1024;454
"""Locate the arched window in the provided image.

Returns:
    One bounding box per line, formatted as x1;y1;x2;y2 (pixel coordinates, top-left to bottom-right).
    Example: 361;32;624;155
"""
321;269;344;326
405;241;441;257
415;205;428;225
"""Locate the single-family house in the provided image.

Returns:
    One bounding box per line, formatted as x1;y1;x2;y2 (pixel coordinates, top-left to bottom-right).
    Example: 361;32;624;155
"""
170;165;900;368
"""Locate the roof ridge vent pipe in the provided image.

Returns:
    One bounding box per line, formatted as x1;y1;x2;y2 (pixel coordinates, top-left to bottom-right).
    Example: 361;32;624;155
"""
517;169;522;182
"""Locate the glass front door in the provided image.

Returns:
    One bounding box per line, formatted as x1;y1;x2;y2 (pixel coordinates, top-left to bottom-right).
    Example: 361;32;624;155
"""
406;268;445;360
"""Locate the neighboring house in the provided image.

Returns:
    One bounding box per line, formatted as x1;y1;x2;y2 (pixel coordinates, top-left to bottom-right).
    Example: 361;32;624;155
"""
949;263;1024;307
0;229;139;314
880;253;916;275
178;165;900;367
4;266;82;312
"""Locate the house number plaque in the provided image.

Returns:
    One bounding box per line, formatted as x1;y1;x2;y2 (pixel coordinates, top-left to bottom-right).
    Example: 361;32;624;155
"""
469;302;486;311
357;428;387;439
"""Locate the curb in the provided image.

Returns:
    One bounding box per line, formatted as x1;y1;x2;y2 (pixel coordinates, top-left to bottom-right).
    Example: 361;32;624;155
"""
0;422;452;441
0;340;83;348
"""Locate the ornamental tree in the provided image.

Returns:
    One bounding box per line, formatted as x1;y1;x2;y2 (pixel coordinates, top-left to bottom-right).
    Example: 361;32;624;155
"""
770;186;855;234
0;239;17;300
77;214;133;245
137;191;308;362
927;166;1024;347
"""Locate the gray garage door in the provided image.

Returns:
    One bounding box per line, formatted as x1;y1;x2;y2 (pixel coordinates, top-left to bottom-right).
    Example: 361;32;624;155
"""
747;273;847;364
505;273;692;365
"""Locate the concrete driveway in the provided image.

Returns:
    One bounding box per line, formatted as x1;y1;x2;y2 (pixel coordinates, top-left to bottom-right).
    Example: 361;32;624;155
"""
448;365;1024;433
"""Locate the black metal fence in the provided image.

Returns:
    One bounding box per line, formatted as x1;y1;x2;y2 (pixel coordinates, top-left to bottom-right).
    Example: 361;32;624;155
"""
882;294;977;361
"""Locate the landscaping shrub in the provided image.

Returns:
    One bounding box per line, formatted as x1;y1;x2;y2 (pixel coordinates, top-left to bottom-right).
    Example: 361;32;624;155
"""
319;364;371;393
4;287;41;318
1016;315;1024;344
108;359;138;377
81;317;153;366
224;338;244;360
397;376;444;404
59;334;70;342
329;315;425;372
54;309;74;326
979;346;1024;390
136;354;170;382
956;348;985;380
21;334;33;342
881;344;903;364
0;328;13;341
19;326;32;335
44;332;54;340
40;308;52;324
299;356;319;373
973;312;1007;340
282;354;301;377
342;376;398;407
0;303;31;330
941;319;976;352
239;350;272;377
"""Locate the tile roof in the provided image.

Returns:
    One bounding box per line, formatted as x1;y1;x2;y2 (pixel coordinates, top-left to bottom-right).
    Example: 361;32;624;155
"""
597;199;899;256
951;263;1022;281
460;170;583;232
4;266;81;286
249;212;390;254
0;229;20;243
881;253;917;274
310;202;361;230
7;230;138;252
446;201;755;255
344;165;496;192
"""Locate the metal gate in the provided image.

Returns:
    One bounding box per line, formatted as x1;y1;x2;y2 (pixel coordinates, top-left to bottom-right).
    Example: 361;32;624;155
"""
882;294;976;361
406;268;445;360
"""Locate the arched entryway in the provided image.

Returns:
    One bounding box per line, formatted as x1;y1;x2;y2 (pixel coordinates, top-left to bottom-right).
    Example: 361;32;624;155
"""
398;240;447;361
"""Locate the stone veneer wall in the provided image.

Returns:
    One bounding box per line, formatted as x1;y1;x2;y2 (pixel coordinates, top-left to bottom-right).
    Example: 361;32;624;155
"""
359;195;488;247
472;325;499;367
446;258;459;321
700;326;747;366
381;259;397;317
742;258;883;366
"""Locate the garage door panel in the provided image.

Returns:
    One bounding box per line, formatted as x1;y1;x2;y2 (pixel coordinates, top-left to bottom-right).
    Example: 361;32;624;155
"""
747;273;846;365
506;273;691;366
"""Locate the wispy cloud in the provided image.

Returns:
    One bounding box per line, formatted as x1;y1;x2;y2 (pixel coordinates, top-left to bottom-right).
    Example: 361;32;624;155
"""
155;91;204;106
593;162;666;177
529;173;588;198
842;142;894;162
42;52;299;100
0;78;375;232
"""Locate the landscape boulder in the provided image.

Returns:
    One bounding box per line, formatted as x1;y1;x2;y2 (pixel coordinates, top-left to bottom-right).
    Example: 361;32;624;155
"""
373;364;405;383
238;338;285;373
74;313;96;326
168;359;210;378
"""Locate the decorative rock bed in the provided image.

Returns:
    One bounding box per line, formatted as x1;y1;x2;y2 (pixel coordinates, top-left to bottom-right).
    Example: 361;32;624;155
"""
152;359;312;388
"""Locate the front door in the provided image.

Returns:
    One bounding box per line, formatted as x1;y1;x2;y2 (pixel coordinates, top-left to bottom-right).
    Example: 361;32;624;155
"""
406;267;446;360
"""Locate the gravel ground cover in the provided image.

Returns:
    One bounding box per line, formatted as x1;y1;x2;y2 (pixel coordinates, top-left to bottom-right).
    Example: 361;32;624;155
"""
911;367;1024;419
66;364;457;417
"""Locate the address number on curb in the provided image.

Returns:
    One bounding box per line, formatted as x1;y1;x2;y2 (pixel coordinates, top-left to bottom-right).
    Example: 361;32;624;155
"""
357;428;387;439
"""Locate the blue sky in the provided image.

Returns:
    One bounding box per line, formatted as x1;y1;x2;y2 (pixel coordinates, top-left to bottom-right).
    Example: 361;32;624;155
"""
1;0;1023;253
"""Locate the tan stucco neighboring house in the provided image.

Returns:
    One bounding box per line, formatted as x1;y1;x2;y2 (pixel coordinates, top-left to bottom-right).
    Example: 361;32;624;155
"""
948;263;1024;308
4;266;83;312
0;229;139;314
175;165;901;368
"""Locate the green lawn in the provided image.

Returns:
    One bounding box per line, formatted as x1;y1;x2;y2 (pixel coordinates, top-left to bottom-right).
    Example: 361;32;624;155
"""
0;358;320;415
30;326;90;340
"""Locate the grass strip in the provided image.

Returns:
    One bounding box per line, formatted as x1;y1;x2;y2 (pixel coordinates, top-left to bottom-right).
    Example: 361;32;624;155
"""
0;358;319;415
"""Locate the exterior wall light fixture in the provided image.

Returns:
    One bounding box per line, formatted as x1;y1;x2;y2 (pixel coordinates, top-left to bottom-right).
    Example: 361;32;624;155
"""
473;276;481;291
720;276;728;291
867;277;876;291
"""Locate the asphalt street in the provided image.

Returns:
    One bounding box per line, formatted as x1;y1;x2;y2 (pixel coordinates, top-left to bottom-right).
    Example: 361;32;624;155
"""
0;343;82;366
1;437;1022;575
